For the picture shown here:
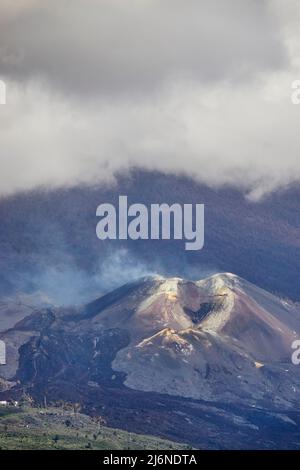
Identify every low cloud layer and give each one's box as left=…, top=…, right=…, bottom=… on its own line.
left=0, top=0, right=300, bottom=197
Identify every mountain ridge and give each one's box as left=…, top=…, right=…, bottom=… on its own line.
left=0, top=171, right=300, bottom=303
left=1, top=272, right=299, bottom=404
left=1, top=271, right=300, bottom=448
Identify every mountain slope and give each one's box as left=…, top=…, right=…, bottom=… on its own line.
left=1, top=273, right=299, bottom=404
left=96, top=274, right=300, bottom=404
left=0, top=406, right=188, bottom=450
left=1, top=273, right=300, bottom=448
left=0, top=171, right=300, bottom=303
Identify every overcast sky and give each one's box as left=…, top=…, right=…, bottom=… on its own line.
left=0, top=0, right=300, bottom=198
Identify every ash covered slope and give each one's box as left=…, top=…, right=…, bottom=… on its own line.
left=0, top=273, right=300, bottom=409
left=89, top=273, right=300, bottom=405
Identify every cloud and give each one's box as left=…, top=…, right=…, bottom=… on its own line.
left=0, top=0, right=287, bottom=95
left=0, top=1, right=300, bottom=197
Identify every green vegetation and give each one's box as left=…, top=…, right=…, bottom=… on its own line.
left=0, top=406, right=188, bottom=450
